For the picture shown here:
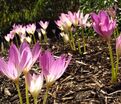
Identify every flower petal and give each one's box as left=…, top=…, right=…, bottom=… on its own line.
left=20, top=41, right=30, bottom=54
left=39, top=50, right=54, bottom=76
left=32, top=42, right=41, bottom=62
left=9, top=44, right=20, bottom=66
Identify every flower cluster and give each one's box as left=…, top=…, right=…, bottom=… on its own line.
left=55, top=10, right=90, bottom=31
left=5, top=21, right=49, bottom=43
left=0, top=41, right=71, bottom=103
left=55, top=11, right=90, bottom=53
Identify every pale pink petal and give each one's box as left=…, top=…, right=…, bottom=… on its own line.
left=0, top=58, right=8, bottom=74
left=39, top=50, right=54, bottom=76
left=32, top=42, right=41, bottom=64
left=9, top=44, right=20, bottom=66
left=26, top=73, right=43, bottom=97
left=20, top=47, right=32, bottom=71
left=20, top=41, right=30, bottom=54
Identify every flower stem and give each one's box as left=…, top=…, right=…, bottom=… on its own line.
left=43, top=33, right=48, bottom=44
left=38, top=32, right=42, bottom=43
left=15, top=80, right=23, bottom=104
left=33, top=34, right=36, bottom=44
left=115, top=52, right=119, bottom=81
left=33, top=96, right=38, bottom=104
left=69, top=31, right=76, bottom=51
left=43, top=86, right=49, bottom=104
left=82, top=29, right=86, bottom=52
left=25, top=74, right=30, bottom=104
left=75, top=32, right=82, bottom=54
left=114, top=27, right=119, bottom=39
left=107, top=41, right=116, bottom=82
left=68, top=33, right=74, bottom=50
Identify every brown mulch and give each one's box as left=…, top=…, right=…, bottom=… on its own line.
left=1, top=36, right=121, bottom=104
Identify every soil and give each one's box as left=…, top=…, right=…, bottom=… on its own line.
left=0, top=36, right=121, bottom=104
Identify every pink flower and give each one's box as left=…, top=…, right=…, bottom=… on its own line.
left=67, top=11, right=80, bottom=26
left=79, top=12, right=90, bottom=28
left=67, top=10, right=90, bottom=28
left=21, top=41, right=41, bottom=74
left=0, top=43, right=31, bottom=81
left=116, top=34, right=121, bottom=56
left=91, top=10, right=116, bottom=40
left=26, top=24, right=36, bottom=34
left=39, top=50, right=71, bottom=86
left=26, top=73, right=43, bottom=97
left=55, top=13, right=72, bottom=31
left=39, top=21, right=49, bottom=30
left=13, top=24, right=26, bottom=35
left=4, top=30, right=15, bottom=42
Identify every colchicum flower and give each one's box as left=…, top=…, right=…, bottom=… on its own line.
left=67, top=11, right=80, bottom=27
left=12, top=24, right=26, bottom=35
left=39, top=50, right=71, bottom=87
left=39, top=21, right=49, bottom=30
left=26, top=24, right=36, bottom=35
left=26, top=73, right=43, bottom=97
left=91, top=10, right=116, bottom=40
left=4, top=30, right=15, bottom=42
left=78, top=12, right=90, bottom=28
left=55, top=13, right=72, bottom=31
left=21, top=41, right=41, bottom=74
left=0, top=43, right=31, bottom=81
left=4, top=24, right=32, bottom=43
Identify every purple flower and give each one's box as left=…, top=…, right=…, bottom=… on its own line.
left=39, top=50, right=71, bottom=87
left=91, top=10, right=116, bottom=40
left=26, top=72, right=43, bottom=97
left=0, top=43, right=31, bottom=81
left=21, top=41, right=41, bottom=74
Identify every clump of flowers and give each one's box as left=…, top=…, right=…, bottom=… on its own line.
left=0, top=40, right=71, bottom=104
left=5, top=24, right=34, bottom=44
left=56, top=10, right=90, bottom=54
left=4, top=20, right=50, bottom=46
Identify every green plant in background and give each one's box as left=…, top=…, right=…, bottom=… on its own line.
left=0, top=0, right=79, bottom=36
left=79, top=0, right=115, bottom=13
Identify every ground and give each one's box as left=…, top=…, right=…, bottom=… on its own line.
left=0, top=36, right=121, bottom=104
